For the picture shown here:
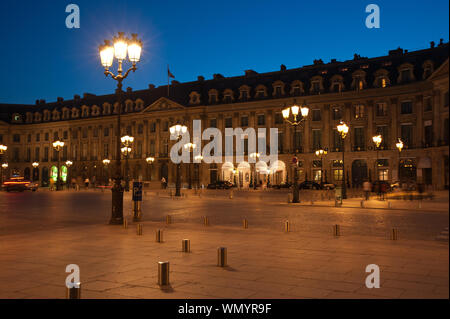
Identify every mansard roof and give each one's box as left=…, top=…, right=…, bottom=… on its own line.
left=1, top=42, right=448, bottom=124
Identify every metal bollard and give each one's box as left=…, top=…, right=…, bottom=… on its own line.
left=391, top=228, right=398, bottom=240
left=243, top=219, right=248, bottom=229
left=217, top=247, right=227, bottom=267
left=66, top=284, right=81, bottom=299
left=333, top=224, right=340, bottom=237
left=387, top=201, right=392, bottom=209
left=182, top=239, right=190, bottom=252
left=311, top=199, right=314, bottom=205
left=137, top=223, right=143, bottom=235
left=166, top=215, right=172, bottom=225
left=156, top=229, right=163, bottom=243
left=158, top=262, right=170, bottom=286
left=418, top=201, right=422, bottom=209
left=229, top=190, right=233, bottom=199
left=123, top=217, right=128, bottom=229
left=203, top=216, right=209, bottom=226
left=284, top=220, right=290, bottom=233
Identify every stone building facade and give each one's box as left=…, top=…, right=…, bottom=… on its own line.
left=0, top=42, right=448, bottom=189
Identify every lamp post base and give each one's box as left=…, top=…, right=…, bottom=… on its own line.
left=110, top=181, right=124, bottom=225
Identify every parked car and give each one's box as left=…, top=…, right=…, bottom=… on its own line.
left=298, top=181, right=321, bottom=190
left=322, top=183, right=336, bottom=190
left=206, top=181, right=233, bottom=189
left=273, top=182, right=292, bottom=189
left=371, top=180, right=392, bottom=193
left=2, top=177, right=39, bottom=192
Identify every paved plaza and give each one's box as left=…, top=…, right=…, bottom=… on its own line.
left=0, top=189, right=448, bottom=299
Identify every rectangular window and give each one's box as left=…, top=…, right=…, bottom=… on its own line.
left=312, top=81, right=320, bottom=93
left=424, top=97, right=433, bottom=112
left=401, top=124, right=413, bottom=148
left=62, top=145, right=68, bottom=161
left=34, top=147, right=40, bottom=161
left=45, top=132, right=49, bottom=141
left=294, top=131, right=302, bottom=153
left=241, top=91, right=248, bottom=100
left=312, top=109, right=321, bottom=121
left=333, top=129, right=342, bottom=151
left=63, top=131, right=68, bottom=139
left=104, top=127, right=109, bottom=137
left=292, top=86, right=301, bottom=96
left=82, top=143, right=88, bottom=160
left=126, top=126, right=132, bottom=135
left=378, top=169, right=389, bottom=181
left=137, top=124, right=143, bottom=134
left=72, top=130, right=77, bottom=139
left=91, top=143, right=98, bottom=160
left=354, top=127, right=365, bottom=150
left=13, top=134, right=20, bottom=143
left=163, top=122, right=168, bottom=131
left=275, top=86, right=282, bottom=96
left=136, top=141, right=142, bottom=158
left=43, top=147, right=49, bottom=162
left=401, top=101, right=413, bottom=114
left=149, top=140, right=155, bottom=155
left=424, top=124, right=433, bottom=147
left=444, top=118, right=449, bottom=145
left=26, top=148, right=31, bottom=162
left=53, top=132, right=59, bottom=141
left=225, top=117, right=233, bottom=128
left=240, top=116, right=248, bottom=127
left=12, top=148, right=20, bottom=162
left=376, top=125, right=389, bottom=149
left=209, top=118, right=217, bottom=128
left=93, top=127, right=98, bottom=138
left=376, top=103, right=388, bottom=117
left=103, top=143, right=109, bottom=158
left=36, top=133, right=40, bottom=142
left=150, top=122, right=156, bottom=132
left=27, top=134, right=31, bottom=143
left=82, top=128, right=88, bottom=138
left=224, top=95, right=232, bottom=103
left=312, top=129, right=321, bottom=150
left=210, top=94, right=217, bottom=104
left=277, top=132, right=284, bottom=153
left=401, top=69, right=411, bottom=82
left=444, top=91, right=449, bottom=107
left=275, top=113, right=283, bottom=124
left=257, top=114, right=265, bottom=126
left=243, top=138, right=248, bottom=155
left=354, top=105, right=364, bottom=119
left=332, top=108, right=342, bottom=120
left=72, top=145, right=78, bottom=160
left=333, top=169, right=343, bottom=181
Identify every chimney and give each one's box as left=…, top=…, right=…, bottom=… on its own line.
left=148, top=84, right=155, bottom=90
left=388, top=47, right=403, bottom=56
left=171, top=80, right=180, bottom=85
left=330, top=59, right=337, bottom=63
left=430, top=41, right=435, bottom=48
left=245, top=69, right=258, bottom=76
left=74, top=94, right=80, bottom=100
left=126, top=87, right=132, bottom=93
left=35, top=100, right=39, bottom=105
left=213, top=73, right=224, bottom=80
left=57, top=97, right=64, bottom=102
left=197, top=75, right=205, bottom=81
left=280, top=64, right=286, bottom=71
left=39, top=99, right=46, bottom=105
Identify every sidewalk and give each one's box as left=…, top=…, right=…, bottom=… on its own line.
left=0, top=219, right=447, bottom=299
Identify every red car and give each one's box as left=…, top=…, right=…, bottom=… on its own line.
left=2, top=177, right=39, bottom=192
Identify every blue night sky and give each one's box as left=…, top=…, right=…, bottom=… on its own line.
left=0, top=0, right=448, bottom=104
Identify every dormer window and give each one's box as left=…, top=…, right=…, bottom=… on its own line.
left=62, top=108, right=69, bottom=120
left=91, top=105, right=100, bottom=116
left=223, top=89, right=234, bottom=103
left=272, top=81, right=285, bottom=97
left=208, top=89, right=218, bottom=104
left=330, top=75, right=344, bottom=93
left=52, top=110, right=60, bottom=121
left=43, top=110, right=51, bottom=121
left=351, top=70, right=367, bottom=90
left=422, top=61, right=434, bottom=79
left=71, top=108, right=79, bottom=119
left=124, top=100, right=134, bottom=112
left=103, top=103, right=111, bottom=115
left=135, top=99, right=144, bottom=111
left=309, top=76, right=323, bottom=94
left=81, top=106, right=90, bottom=117
left=189, top=91, right=201, bottom=105
left=26, top=112, right=33, bottom=123
left=354, top=104, right=365, bottom=119
left=34, top=112, right=42, bottom=122
left=255, top=85, right=267, bottom=99
left=290, top=80, right=304, bottom=96
left=397, top=63, right=415, bottom=83
left=12, top=113, right=22, bottom=123
left=239, top=86, right=250, bottom=101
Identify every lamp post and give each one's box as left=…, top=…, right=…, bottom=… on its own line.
left=314, top=149, right=327, bottom=186
left=0, top=144, right=7, bottom=155
left=146, top=156, right=155, bottom=181
left=194, top=155, right=203, bottom=189
left=282, top=101, right=309, bottom=203
left=103, top=159, right=110, bottom=185
left=372, top=135, right=382, bottom=181
left=52, top=140, right=65, bottom=191
left=65, top=160, right=73, bottom=189
left=337, top=121, right=349, bottom=199
left=1, top=162, right=8, bottom=186
left=184, top=142, right=196, bottom=189
left=396, top=138, right=404, bottom=182
left=170, top=124, right=187, bottom=196
left=32, top=161, right=39, bottom=182
left=121, top=135, right=134, bottom=191
left=99, top=32, right=142, bottom=225
left=249, top=152, right=261, bottom=190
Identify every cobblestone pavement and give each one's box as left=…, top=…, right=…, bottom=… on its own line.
left=0, top=190, right=448, bottom=298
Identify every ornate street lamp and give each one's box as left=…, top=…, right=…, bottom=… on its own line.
left=121, top=135, right=134, bottom=191
left=32, top=162, right=39, bottom=182
left=65, top=160, right=73, bottom=189
left=52, top=140, right=65, bottom=190
left=184, top=142, right=196, bottom=189
left=337, top=121, right=349, bottom=199
left=194, top=154, right=203, bottom=188
left=282, top=101, right=309, bottom=203
left=396, top=138, right=404, bottom=182
left=249, top=152, right=261, bottom=190
left=315, top=149, right=327, bottom=186
left=170, top=124, right=187, bottom=196
left=0, top=144, right=7, bottom=154
left=372, top=135, right=383, bottom=181
left=1, top=162, right=8, bottom=186
left=102, top=159, right=110, bottom=185
left=99, top=32, right=142, bottom=225
left=146, top=156, right=155, bottom=181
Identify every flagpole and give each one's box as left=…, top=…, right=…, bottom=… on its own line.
left=167, top=65, right=170, bottom=97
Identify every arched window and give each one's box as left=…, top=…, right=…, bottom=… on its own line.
left=135, top=99, right=144, bottom=111
left=81, top=105, right=90, bottom=117
left=397, top=63, right=415, bottom=83
left=222, top=89, right=234, bottom=103
left=329, top=75, right=345, bottom=93
left=254, top=85, right=267, bottom=99
left=272, top=80, right=285, bottom=97
left=373, top=69, right=390, bottom=88
left=290, top=80, right=304, bottom=96
left=43, top=110, right=51, bottom=121
left=71, top=108, right=79, bottom=119
left=52, top=109, right=60, bottom=121
left=238, top=85, right=250, bottom=101
left=103, top=103, right=111, bottom=115
left=208, top=89, right=218, bottom=104
left=310, top=76, right=324, bottom=94
left=351, top=70, right=367, bottom=90
left=189, top=91, right=201, bottom=105
left=34, top=112, right=42, bottom=122
left=422, top=60, right=434, bottom=79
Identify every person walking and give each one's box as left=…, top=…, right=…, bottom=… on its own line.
left=363, top=180, right=371, bottom=200
left=84, top=177, right=90, bottom=189
left=380, top=182, right=387, bottom=201
left=161, top=177, right=167, bottom=189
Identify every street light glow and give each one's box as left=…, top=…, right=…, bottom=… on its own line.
left=99, top=40, right=114, bottom=68
left=396, top=138, right=404, bottom=152
left=32, top=162, right=39, bottom=168
left=372, top=135, right=382, bottom=148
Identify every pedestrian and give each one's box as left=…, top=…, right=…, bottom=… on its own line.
left=380, top=182, right=387, bottom=201
left=363, top=180, right=371, bottom=200
left=161, top=177, right=166, bottom=189
left=84, top=177, right=90, bottom=189
left=49, top=177, right=55, bottom=191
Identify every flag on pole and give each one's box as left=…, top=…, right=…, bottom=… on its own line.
left=167, top=65, right=175, bottom=97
